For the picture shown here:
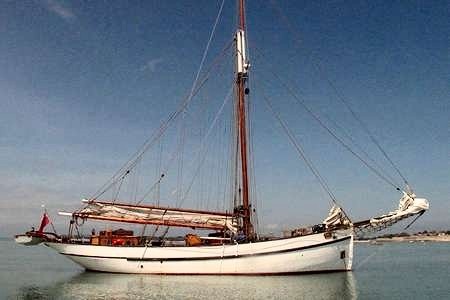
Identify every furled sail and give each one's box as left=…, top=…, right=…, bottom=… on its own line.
left=322, top=205, right=352, bottom=228
left=59, top=200, right=238, bottom=232
left=354, top=192, right=429, bottom=234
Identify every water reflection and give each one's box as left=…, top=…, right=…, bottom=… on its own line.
left=17, top=271, right=357, bottom=299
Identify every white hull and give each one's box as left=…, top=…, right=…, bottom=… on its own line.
left=46, top=231, right=353, bottom=275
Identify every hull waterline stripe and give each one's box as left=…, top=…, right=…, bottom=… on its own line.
left=58, top=235, right=351, bottom=262
left=84, top=269, right=351, bottom=276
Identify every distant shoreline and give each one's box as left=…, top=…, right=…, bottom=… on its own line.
left=356, top=235, right=450, bottom=243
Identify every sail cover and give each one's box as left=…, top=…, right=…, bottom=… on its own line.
left=323, top=205, right=351, bottom=227
left=61, top=200, right=238, bottom=232
left=354, top=192, right=429, bottom=233
left=369, top=192, right=429, bottom=225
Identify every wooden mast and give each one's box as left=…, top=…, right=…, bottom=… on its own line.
left=236, top=0, right=253, bottom=239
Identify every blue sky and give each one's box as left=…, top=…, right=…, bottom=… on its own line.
left=1, top=0, right=449, bottom=236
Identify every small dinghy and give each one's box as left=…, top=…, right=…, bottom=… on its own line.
left=14, top=233, right=46, bottom=246
left=15, top=212, right=59, bottom=246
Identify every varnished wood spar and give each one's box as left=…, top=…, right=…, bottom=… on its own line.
left=83, top=199, right=233, bottom=217
left=237, top=77, right=252, bottom=237
left=239, top=0, right=245, bottom=30
left=236, top=0, right=253, bottom=239
left=71, top=213, right=229, bottom=230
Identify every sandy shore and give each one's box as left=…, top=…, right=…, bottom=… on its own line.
left=356, top=235, right=450, bottom=243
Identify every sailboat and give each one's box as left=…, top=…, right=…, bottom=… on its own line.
left=17, top=0, right=429, bottom=275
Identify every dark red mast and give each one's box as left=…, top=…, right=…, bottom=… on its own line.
left=235, top=0, right=253, bottom=239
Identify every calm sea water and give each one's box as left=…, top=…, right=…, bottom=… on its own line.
left=0, top=239, right=449, bottom=299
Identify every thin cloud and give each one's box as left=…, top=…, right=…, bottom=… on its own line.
left=140, top=58, right=164, bottom=73
left=42, top=0, right=75, bottom=22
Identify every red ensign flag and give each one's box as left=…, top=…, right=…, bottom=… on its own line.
left=37, top=213, right=50, bottom=233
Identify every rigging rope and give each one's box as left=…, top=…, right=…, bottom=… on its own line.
left=325, top=116, right=401, bottom=188
left=268, top=0, right=410, bottom=190
left=316, top=60, right=411, bottom=189
left=245, top=76, right=261, bottom=234
left=178, top=84, right=234, bottom=207
left=89, top=41, right=234, bottom=202
left=136, top=173, right=165, bottom=205
left=173, top=0, right=226, bottom=205
left=176, top=114, right=186, bottom=204
left=259, top=80, right=353, bottom=222
left=156, top=139, right=163, bottom=205
left=89, top=1, right=228, bottom=202
left=188, top=0, right=225, bottom=102
left=260, top=88, right=338, bottom=204
left=253, top=47, right=402, bottom=192
left=135, top=50, right=234, bottom=206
